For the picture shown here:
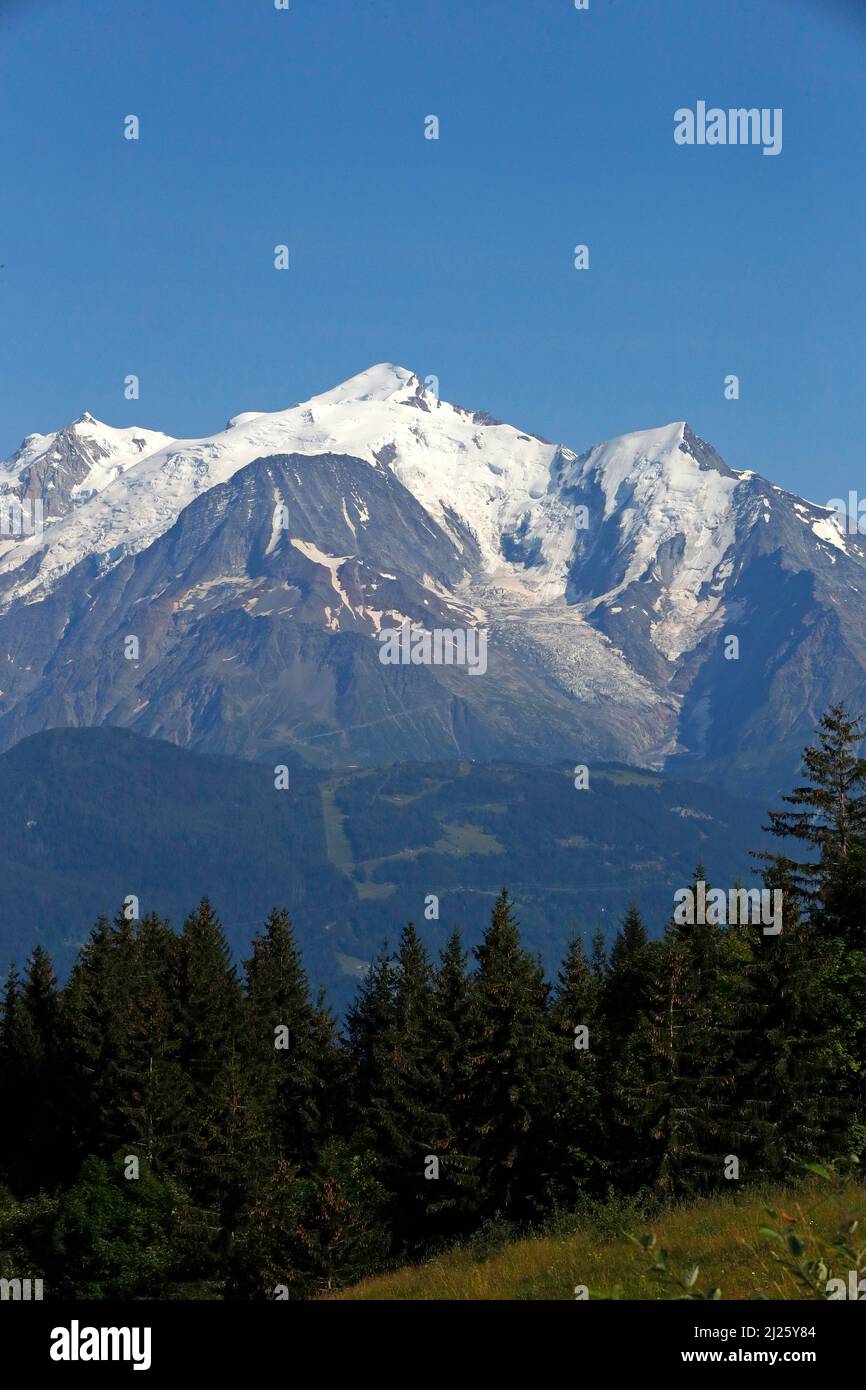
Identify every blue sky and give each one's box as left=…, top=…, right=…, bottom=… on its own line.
left=0, top=0, right=863, bottom=503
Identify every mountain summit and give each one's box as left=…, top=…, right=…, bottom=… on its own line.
left=0, top=366, right=859, bottom=792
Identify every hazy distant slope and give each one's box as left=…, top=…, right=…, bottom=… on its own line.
left=0, top=727, right=769, bottom=1007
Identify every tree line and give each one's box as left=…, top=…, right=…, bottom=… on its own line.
left=1, top=705, right=865, bottom=1298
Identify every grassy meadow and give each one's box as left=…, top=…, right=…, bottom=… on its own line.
left=326, top=1181, right=866, bottom=1301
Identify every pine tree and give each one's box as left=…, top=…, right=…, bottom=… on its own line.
left=466, top=890, right=557, bottom=1222
left=756, top=707, right=866, bottom=1161
left=599, top=905, right=655, bottom=1192
left=63, top=911, right=188, bottom=1175
left=243, top=908, right=336, bottom=1170
left=116, top=914, right=187, bottom=1173
left=548, top=933, right=603, bottom=1204
left=347, top=925, right=445, bottom=1250
left=426, top=930, right=478, bottom=1236
left=175, top=899, right=245, bottom=1197
left=590, top=927, right=608, bottom=987
left=605, top=906, right=652, bottom=1029
left=345, top=940, right=395, bottom=1126
left=634, top=928, right=695, bottom=1198
left=63, top=916, right=130, bottom=1163
left=635, top=871, right=741, bottom=1198
left=735, top=864, right=843, bottom=1176
left=0, top=964, right=26, bottom=1189
left=756, top=704, right=866, bottom=908
left=195, top=1044, right=264, bottom=1274
left=8, top=947, right=66, bottom=1190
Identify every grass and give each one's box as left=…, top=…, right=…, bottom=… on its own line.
left=325, top=1182, right=866, bottom=1300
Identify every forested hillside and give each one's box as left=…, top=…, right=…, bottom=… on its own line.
left=1, top=707, right=864, bottom=1299
left=0, top=726, right=768, bottom=1007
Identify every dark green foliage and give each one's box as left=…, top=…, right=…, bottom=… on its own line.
left=0, top=964, right=26, bottom=1188
left=62, top=913, right=188, bottom=1175
left=175, top=900, right=245, bottom=1186
left=0, top=1156, right=200, bottom=1299
left=548, top=933, right=603, bottom=1203
left=48, top=1156, right=191, bottom=1299
left=757, top=703, right=866, bottom=905
left=735, top=873, right=842, bottom=1176
left=598, top=906, right=656, bottom=1192
left=426, top=931, right=479, bottom=1236
left=62, top=917, right=126, bottom=1163
left=345, top=926, right=447, bottom=1249
left=605, top=906, right=652, bottom=1032
left=757, top=705, right=866, bottom=1159
left=243, top=908, right=336, bottom=1171
left=0, top=704, right=864, bottom=1296
left=465, top=890, right=558, bottom=1221
left=634, top=871, right=744, bottom=1199
left=345, top=941, right=396, bottom=1125
left=231, top=1143, right=390, bottom=1299
left=0, top=947, right=65, bottom=1190
left=112, top=914, right=188, bottom=1173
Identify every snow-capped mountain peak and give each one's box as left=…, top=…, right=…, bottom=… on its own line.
left=0, top=366, right=863, bottom=796
left=306, top=361, right=424, bottom=406
left=0, top=413, right=173, bottom=541
left=0, top=365, right=560, bottom=603
left=0, top=367, right=851, bottom=646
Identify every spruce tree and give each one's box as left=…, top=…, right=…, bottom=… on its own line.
left=64, top=911, right=188, bottom=1175
left=756, top=707, right=866, bottom=1160
left=345, top=940, right=395, bottom=1128
left=634, top=927, right=695, bottom=1198
left=63, top=916, right=126, bottom=1163
left=347, top=925, right=445, bottom=1250
left=599, top=905, right=655, bottom=1192
left=756, top=704, right=866, bottom=907
left=635, top=871, right=741, bottom=1198
left=548, top=934, right=602, bottom=1203
left=176, top=899, right=245, bottom=1197
left=116, top=914, right=187, bottom=1173
left=605, top=906, right=652, bottom=1029
left=426, top=930, right=478, bottom=1236
left=466, top=890, right=556, bottom=1222
left=590, top=927, right=608, bottom=987
left=243, top=908, right=336, bottom=1170
left=195, top=1044, right=264, bottom=1275
left=0, top=964, right=27, bottom=1189
left=735, top=864, right=842, bottom=1176
left=12, top=947, right=66, bottom=1190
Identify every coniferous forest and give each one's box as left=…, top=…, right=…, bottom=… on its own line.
left=2, top=706, right=865, bottom=1300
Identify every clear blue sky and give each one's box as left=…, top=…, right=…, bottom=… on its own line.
left=1, top=0, right=864, bottom=503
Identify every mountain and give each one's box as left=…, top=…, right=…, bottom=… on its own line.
left=0, top=412, right=170, bottom=530
left=0, top=727, right=769, bottom=1009
left=0, top=364, right=862, bottom=793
